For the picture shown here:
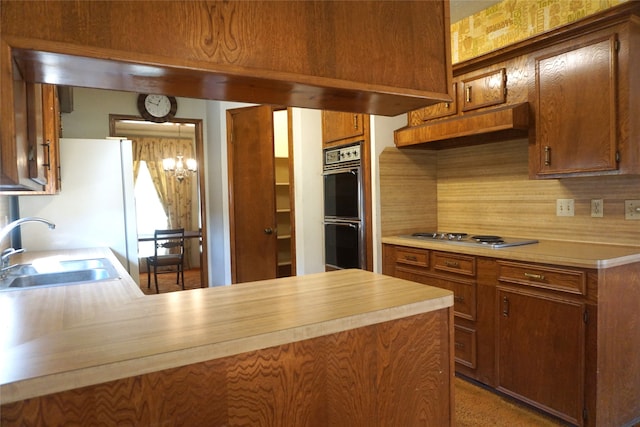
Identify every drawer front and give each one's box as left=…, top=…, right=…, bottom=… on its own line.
left=461, top=68, right=507, bottom=112
left=497, top=261, right=587, bottom=295
left=432, top=251, right=476, bottom=277
left=427, top=275, right=476, bottom=321
left=408, top=82, right=458, bottom=125
left=454, top=325, right=477, bottom=369
left=395, top=247, right=429, bottom=269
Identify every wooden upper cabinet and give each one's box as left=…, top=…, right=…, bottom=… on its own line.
left=0, top=72, right=59, bottom=193
left=0, top=1, right=452, bottom=117
left=322, top=111, right=365, bottom=147
left=531, top=34, right=618, bottom=177
left=461, top=68, right=507, bottom=112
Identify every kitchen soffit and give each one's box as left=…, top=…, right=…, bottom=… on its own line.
left=12, top=48, right=450, bottom=117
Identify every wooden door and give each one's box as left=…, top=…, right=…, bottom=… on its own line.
left=227, top=105, right=278, bottom=283
left=497, top=288, right=585, bottom=425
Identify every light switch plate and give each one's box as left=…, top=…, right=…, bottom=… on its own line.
left=591, top=199, right=603, bottom=217
left=625, top=200, right=640, bottom=220
left=557, top=199, right=574, bottom=217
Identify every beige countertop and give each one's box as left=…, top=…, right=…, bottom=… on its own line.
left=382, top=236, right=640, bottom=269
left=0, top=248, right=452, bottom=405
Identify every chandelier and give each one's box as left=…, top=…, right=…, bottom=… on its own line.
left=162, top=154, right=197, bottom=182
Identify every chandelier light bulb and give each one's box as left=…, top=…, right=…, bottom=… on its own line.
left=163, top=153, right=197, bottom=182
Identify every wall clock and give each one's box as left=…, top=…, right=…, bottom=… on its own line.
left=137, top=94, right=177, bottom=123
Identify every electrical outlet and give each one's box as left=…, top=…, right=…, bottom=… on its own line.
left=625, top=200, right=640, bottom=220
left=556, top=199, right=575, bottom=217
left=591, top=199, right=603, bottom=217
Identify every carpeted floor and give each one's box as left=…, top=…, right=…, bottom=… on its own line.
left=138, top=268, right=203, bottom=295
left=455, top=376, right=567, bottom=426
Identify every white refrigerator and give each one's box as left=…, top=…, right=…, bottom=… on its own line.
left=19, top=138, right=139, bottom=284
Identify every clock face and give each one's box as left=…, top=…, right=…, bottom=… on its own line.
left=144, top=94, right=172, bottom=117
left=138, top=94, right=177, bottom=122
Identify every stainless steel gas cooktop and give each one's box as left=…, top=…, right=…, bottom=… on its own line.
left=401, top=232, right=538, bottom=248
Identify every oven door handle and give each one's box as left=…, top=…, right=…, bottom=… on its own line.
left=322, top=167, right=359, bottom=176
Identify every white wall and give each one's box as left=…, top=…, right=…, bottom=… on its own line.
left=370, top=114, right=407, bottom=272
left=291, top=108, right=325, bottom=275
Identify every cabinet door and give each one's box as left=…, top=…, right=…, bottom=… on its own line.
left=497, top=288, right=585, bottom=425
left=533, top=34, right=618, bottom=177
left=42, top=85, right=61, bottom=194
left=322, top=111, right=365, bottom=147
left=408, top=82, right=458, bottom=125
left=461, top=68, right=506, bottom=112
left=26, top=83, right=48, bottom=185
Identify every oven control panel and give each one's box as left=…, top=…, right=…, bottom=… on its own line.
left=325, top=143, right=361, bottom=166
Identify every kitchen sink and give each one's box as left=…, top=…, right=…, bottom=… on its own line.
left=0, top=258, right=120, bottom=291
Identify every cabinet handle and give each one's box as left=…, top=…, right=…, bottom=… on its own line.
left=502, top=296, right=509, bottom=317
left=465, top=86, right=472, bottom=103
left=445, top=260, right=459, bottom=268
left=544, top=146, right=551, bottom=166
left=455, top=342, right=464, bottom=349
left=404, top=255, right=418, bottom=261
left=42, top=140, right=51, bottom=170
left=524, top=272, right=545, bottom=281
left=353, top=114, right=358, bottom=130
left=454, top=295, right=465, bottom=303
left=445, top=102, right=451, bottom=109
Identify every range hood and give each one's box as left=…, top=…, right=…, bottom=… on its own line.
left=394, top=102, right=530, bottom=149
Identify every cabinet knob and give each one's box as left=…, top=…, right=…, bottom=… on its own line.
left=264, top=228, right=274, bottom=235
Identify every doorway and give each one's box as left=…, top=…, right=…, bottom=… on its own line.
left=227, top=105, right=296, bottom=283
left=109, top=114, right=209, bottom=288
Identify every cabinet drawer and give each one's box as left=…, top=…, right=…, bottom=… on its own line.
left=432, top=251, right=475, bottom=277
left=428, top=275, right=476, bottom=320
left=497, top=261, right=586, bottom=295
left=408, top=82, right=458, bottom=125
left=454, top=325, right=477, bottom=369
left=461, top=68, right=506, bottom=112
left=395, top=247, right=429, bottom=268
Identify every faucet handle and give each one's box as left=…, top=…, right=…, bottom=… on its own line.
left=1, top=248, right=25, bottom=268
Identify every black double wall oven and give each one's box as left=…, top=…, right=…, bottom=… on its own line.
left=323, top=142, right=365, bottom=270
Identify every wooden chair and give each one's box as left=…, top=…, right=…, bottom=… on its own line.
left=146, top=228, right=185, bottom=293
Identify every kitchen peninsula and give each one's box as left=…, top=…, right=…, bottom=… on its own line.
left=0, top=248, right=454, bottom=426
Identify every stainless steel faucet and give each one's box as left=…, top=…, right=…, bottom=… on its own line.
left=0, top=217, right=56, bottom=274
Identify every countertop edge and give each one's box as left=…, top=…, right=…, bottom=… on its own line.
left=381, top=236, right=640, bottom=269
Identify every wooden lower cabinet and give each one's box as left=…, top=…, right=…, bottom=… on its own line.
left=1, top=310, right=453, bottom=426
left=382, top=243, right=640, bottom=427
left=496, top=287, right=585, bottom=425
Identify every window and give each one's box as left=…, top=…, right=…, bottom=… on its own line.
left=135, top=161, right=168, bottom=257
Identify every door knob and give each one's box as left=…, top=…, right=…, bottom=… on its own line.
left=264, top=228, right=274, bottom=235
